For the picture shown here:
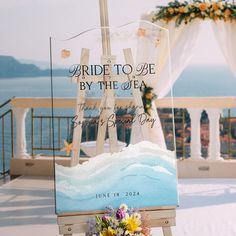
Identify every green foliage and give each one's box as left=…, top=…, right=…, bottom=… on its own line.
left=141, top=86, right=157, bottom=116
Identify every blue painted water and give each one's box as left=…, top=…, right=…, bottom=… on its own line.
left=55, top=141, right=178, bottom=213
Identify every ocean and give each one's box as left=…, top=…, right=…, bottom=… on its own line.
left=0, top=64, right=236, bottom=173
left=1, top=64, right=236, bottom=102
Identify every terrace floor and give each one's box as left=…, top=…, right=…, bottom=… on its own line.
left=0, top=176, right=236, bottom=236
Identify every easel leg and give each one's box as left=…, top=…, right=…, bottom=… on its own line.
left=162, top=226, right=172, bottom=236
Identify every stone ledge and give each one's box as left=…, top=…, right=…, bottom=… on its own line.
left=10, top=157, right=89, bottom=176
left=10, top=157, right=236, bottom=178
left=177, top=159, right=236, bottom=178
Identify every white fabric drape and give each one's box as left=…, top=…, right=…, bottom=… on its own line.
left=211, top=21, right=236, bottom=77
left=130, top=15, right=201, bottom=147
left=130, top=20, right=168, bottom=147
left=154, top=19, right=201, bottom=98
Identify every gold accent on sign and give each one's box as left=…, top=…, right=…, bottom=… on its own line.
left=61, top=49, right=70, bottom=59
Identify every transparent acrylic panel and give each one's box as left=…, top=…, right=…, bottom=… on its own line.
left=50, top=21, right=178, bottom=214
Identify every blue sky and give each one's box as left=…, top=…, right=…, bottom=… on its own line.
left=0, top=0, right=226, bottom=65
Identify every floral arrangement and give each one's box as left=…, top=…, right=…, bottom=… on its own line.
left=152, top=0, right=236, bottom=27
left=141, top=86, right=157, bottom=116
left=87, top=204, right=151, bottom=236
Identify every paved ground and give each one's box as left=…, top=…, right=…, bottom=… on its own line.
left=0, top=176, right=236, bottom=236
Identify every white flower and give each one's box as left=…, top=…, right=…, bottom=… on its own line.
left=190, top=12, right=195, bottom=18
left=215, top=9, right=222, bottom=16
left=121, top=213, right=129, bottom=223
left=117, top=228, right=124, bottom=236
left=184, top=6, right=189, bottom=13
left=114, top=219, right=119, bottom=226
left=133, top=212, right=141, bottom=220
left=120, top=204, right=128, bottom=211
left=218, top=2, right=224, bottom=9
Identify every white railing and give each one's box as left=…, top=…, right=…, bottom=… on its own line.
left=10, top=96, right=236, bottom=161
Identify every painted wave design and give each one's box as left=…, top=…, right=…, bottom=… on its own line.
left=56, top=141, right=178, bottom=213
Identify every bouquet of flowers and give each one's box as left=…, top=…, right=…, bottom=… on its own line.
left=87, top=204, right=151, bottom=236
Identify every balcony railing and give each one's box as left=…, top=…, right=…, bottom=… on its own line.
left=1, top=96, right=236, bottom=177
left=0, top=98, right=14, bottom=177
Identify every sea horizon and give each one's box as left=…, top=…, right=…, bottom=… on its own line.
left=1, top=64, right=236, bottom=103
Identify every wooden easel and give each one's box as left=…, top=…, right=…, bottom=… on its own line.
left=58, top=207, right=176, bottom=236
left=57, top=0, right=176, bottom=235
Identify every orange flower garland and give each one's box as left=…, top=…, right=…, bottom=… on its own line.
left=152, top=1, right=236, bottom=27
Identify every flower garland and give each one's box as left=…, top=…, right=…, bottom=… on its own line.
left=87, top=204, right=151, bottom=236
left=152, top=0, right=236, bottom=27
left=141, top=86, right=157, bottom=116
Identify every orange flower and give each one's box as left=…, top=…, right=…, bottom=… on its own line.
left=168, top=7, right=174, bottom=14
left=179, top=6, right=185, bottom=13
left=61, top=49, right=70, bottom=59
left=212, top=3, right=219, bottom=11
left=199, top=3, right=208, bottom=11
left=224, top=8, right=231, bottom=18
left=213, top=15, right=219, bottom=21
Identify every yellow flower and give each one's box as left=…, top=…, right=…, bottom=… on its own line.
left=101, top=227, right=116, bottom=236
left=61, top=140, right=73, bottom=156
left=199, top=3, right=208, bottom=11
left=125, top=215, right=142, bottom=234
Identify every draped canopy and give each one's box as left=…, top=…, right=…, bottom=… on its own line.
left=131, top=14, right=236, bottom=148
